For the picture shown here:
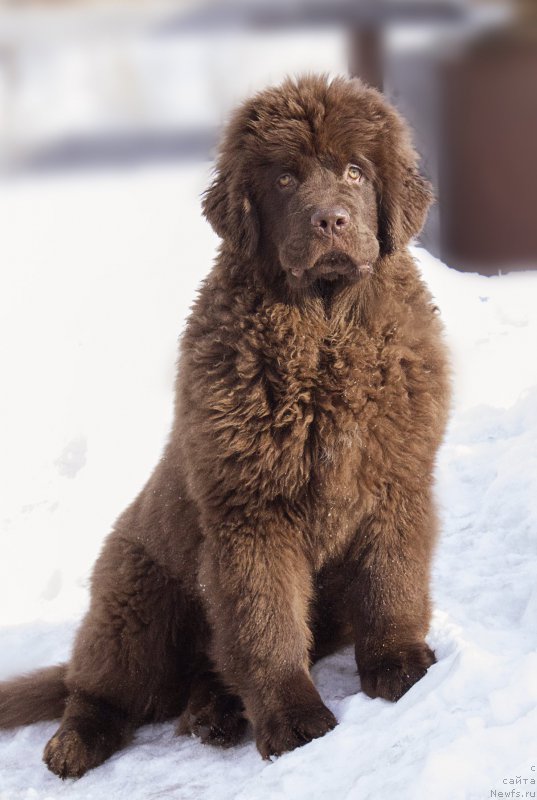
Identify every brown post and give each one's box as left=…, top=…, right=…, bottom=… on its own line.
left=349, top=26, right=384, bottom=91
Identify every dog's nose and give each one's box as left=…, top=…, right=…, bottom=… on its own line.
left=311, top=207, right=350, bottom=235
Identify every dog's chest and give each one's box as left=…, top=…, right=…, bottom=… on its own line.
left=251, top=307, right=407, bottom=503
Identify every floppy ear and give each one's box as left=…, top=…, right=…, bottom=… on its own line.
left=377, top=135, right=434, bottom=256
left=202, top=165, right=259, bottom=260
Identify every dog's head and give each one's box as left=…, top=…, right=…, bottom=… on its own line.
left=203, top=75, right=432, bottom=289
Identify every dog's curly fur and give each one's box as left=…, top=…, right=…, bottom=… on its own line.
left=0, top=75, right=450, bottom=777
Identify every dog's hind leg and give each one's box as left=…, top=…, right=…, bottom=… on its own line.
left=43, top=532, right=206, bottom=779
left=43, top=690, right=133, bottom=779
left=177, top=668, right=247, bottom=748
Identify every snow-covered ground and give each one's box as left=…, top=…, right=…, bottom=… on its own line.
left=0, top=164, right=536, bottom=800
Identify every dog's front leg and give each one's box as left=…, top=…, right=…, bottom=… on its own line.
left=352, top=485, right=437, bottom=701
left=199, top=512, right=336, bottom=758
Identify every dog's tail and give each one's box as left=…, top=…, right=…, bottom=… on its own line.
left=0, top=665, right=68, bottom=728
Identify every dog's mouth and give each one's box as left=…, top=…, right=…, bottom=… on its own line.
left=287, top=250, right=372, bottom=287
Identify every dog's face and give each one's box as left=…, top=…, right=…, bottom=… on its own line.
left=255, top=157, right=379, bottom=288
left=203, top=76, right=433, bottom=290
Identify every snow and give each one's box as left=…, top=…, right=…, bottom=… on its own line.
left=1, top=164, right=536, bottom=799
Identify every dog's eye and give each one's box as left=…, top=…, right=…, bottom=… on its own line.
left=277, top=173, right=294, bottom=189
left=347, top=165, right=363, bottom=183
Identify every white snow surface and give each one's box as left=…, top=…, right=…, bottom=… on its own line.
left=1, top=164, right=536, bottom=799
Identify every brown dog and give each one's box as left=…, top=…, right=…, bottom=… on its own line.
left=0, top=75, right=450, bottom=778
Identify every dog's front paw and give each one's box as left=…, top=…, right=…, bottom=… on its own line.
left=255, top=698, right=336, bottom=758
left=359, top=642, right=436, bottom=702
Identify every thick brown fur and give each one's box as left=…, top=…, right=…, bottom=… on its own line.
left=0, top=75, right=450, bottom=778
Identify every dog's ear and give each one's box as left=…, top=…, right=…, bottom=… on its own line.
left=376, top=124, right=433, bottom=256
left=202, top=165, right=259, bottom=260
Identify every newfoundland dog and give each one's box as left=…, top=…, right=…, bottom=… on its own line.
left=0, top=75, right=450, bottom=777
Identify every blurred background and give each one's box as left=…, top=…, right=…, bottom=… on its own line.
left=1, top=0, right=536, bottom=271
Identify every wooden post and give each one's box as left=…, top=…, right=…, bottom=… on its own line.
left=349, top=25, right=384, bottom=91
